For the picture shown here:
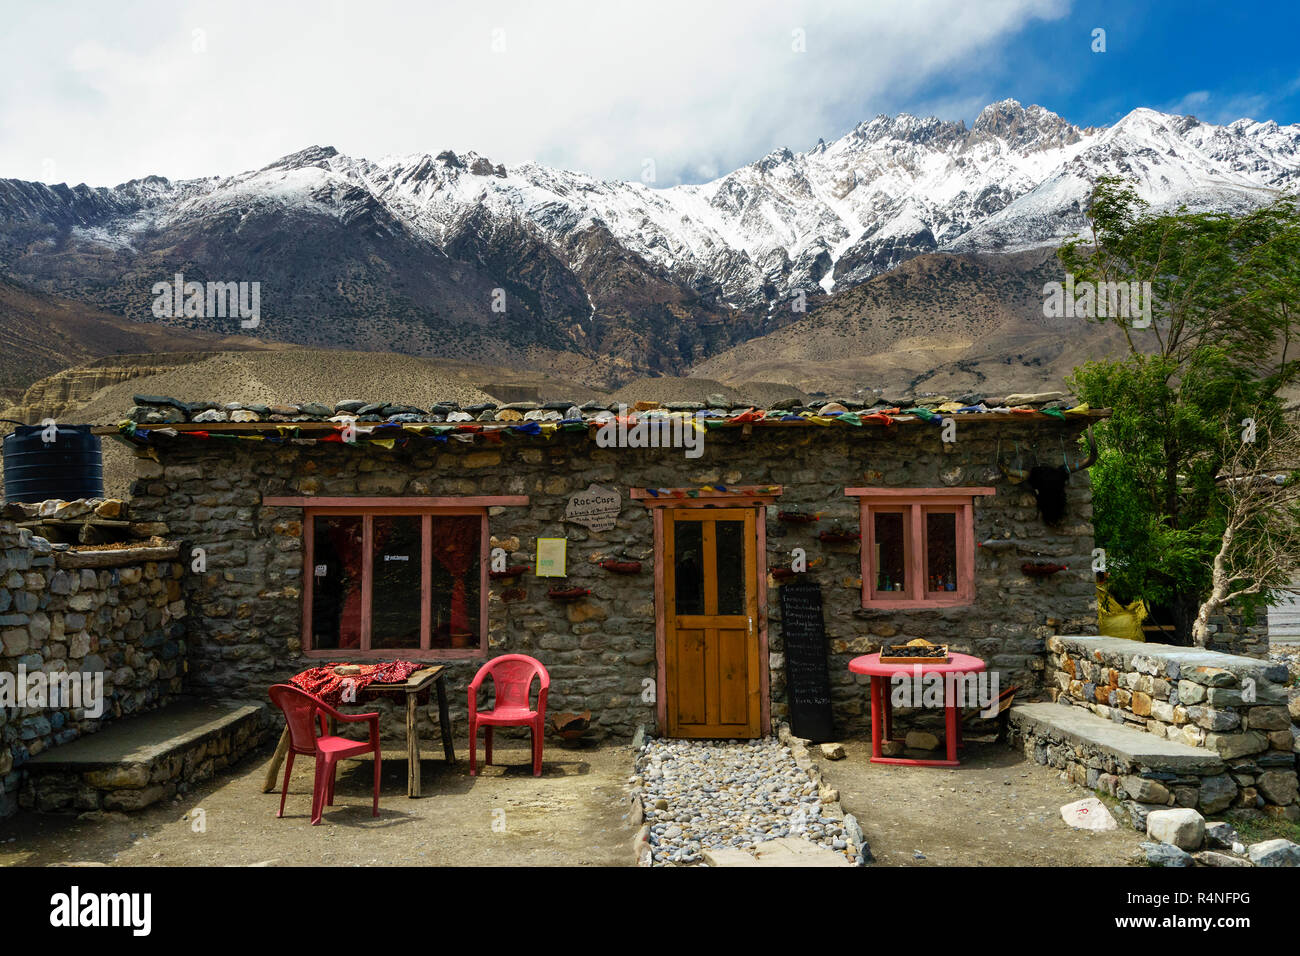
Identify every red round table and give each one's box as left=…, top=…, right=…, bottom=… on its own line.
left=848, top=652, right=986, bottom=767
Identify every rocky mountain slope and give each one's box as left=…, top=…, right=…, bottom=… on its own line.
left=693, top=247, right=1152, bottom=396
left=0, top=101, right=1295, bottom=381
left=0, top=276, right=263, bottom=402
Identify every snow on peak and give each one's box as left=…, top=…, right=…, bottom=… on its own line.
left=6, top=100, right=1297, bottom=312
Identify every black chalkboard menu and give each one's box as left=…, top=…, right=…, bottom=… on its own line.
left=779, top=579, right=835, bottom=742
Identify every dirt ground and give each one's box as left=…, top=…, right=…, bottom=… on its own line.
left=821, top=736, right=1145, bottom=866
left=0, top=740, right=635, bottom=867
left=0, top=733, right=1151, bottom=867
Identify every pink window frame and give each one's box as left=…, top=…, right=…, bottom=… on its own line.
left=845, top=488, right=994, bottom=609
left=280, top=498, right=526, bottom=660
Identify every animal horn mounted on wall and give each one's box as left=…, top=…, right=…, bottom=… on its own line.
left=1066, top=426, right=1098, bottom=473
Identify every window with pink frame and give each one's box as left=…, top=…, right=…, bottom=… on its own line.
left=846, top=488, right=994, bottom=609
left=303, top=507, right=488, bottom=658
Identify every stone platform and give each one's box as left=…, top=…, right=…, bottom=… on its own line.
left=20, top=698, right=272, bottom=813
left=1009, top=701, right=1248, bottom=816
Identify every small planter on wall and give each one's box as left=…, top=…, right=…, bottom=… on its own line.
left=818, top=528, right=860, bottom=544
left=778, top=510, right=820, bottom=524
left=490, top=565, right=530, bottom=581
left=547, top=586, right=591, bottom=602
left=599, top=559, right=642, bottom=574
left=1021, top=562, right=1068, bottom=578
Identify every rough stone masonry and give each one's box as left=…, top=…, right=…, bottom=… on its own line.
left=125, top=413, right=1102, bottom=745
left=0, top=521, right=185, bottom=815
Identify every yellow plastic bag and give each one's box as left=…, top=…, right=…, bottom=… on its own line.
left=1097, top=584, right=1147, bottom=641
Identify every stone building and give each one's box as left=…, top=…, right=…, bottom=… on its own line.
left=119, top=395, right=1106, bottom=742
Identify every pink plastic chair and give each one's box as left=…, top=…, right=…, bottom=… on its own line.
left=468, top=655, right=550, bottom=777
left=268, top=684, right=382, bottom=825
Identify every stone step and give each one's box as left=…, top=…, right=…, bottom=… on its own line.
left=702, top=836, right=855, bottom=867
left=21, top=698, right=271, bottom=813
left=1010, top=702, right=1226, bottom=776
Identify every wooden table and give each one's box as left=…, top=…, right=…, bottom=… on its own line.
left=847, top=652, right=986, bottom=767
left=263, top=665, right=456, bottom=798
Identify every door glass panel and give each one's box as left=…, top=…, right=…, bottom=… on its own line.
left=715, top=520, right=746, bottom=615
left=673, top=519, right=705, bottom=615
left=371, top=515, right=423, bottom=648
left=429, top=515, right=481, bottom=650
left=926, top=511, right=958, bottom=595
left=311, top=516, right=363, bottom=649
left=873, top=511, right=906, bottom=593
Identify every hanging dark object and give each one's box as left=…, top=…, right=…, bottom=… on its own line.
left=599, top=558, right=642, bottom=574
left=547, top=586, right=591, bottom=601
left=1021, top=562, right=1068, bottom=578
left=998, top=426, right=1097, bottom=525
left=817, top=528, right=860, bottom=544
left=778, top=510, right=820, bottom=524
left=771, top=566, right=798, bottom=580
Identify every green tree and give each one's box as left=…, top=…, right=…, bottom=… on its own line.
left=1061, top=178, right=1300, bottom=643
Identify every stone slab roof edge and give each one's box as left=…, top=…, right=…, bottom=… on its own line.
left=88, top=391, right=1109, bottom=431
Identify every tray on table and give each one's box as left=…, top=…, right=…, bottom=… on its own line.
left=878, top=641, right=950, bottom=665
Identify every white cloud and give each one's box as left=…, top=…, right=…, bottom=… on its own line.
left=0, top=0, right=1069, bottom=187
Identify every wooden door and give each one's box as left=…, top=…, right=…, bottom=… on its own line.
left=663, top=508, right=761, bottom=738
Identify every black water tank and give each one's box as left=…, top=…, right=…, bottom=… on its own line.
left=3, top=424, right=104, bottom=503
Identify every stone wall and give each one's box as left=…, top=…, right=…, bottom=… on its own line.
left=127, top=418, right=1099, bottom=743
left=0, top=524, right=186, bottom=816
left=1205, top=607, right=1271, bottom=659
left=1045, top=635, right=1299, bottom=810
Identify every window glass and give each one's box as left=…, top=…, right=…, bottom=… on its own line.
left=429, top=515, right=481, bottom=650
left=311, top=515, right=363, bottom=649
left=371, top=515, right=424, bottom=649
left=715, top=520, right=746, bottom=615
left=873, top=511, right=906, bottom=593
left=673, top=520, right=705, bottom=615
left=926, top=511, right=958, bottom=595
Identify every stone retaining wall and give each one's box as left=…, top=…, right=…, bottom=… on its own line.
left=127, top=419, right=1100, bottom=743
left=0, top=523, right=187, bottom=816
left=1045, top=635, right=1299, bottom=811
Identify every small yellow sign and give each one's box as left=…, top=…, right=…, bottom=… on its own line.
left=535, top=537, right=568, bottom=577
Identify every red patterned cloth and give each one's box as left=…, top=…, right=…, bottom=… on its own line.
left=289, top=660, right=424, bottom=707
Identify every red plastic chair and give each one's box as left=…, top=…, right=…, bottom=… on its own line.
left=468, top=655, right=549, bottom=777
left=268, top=684, right=382, bottom=825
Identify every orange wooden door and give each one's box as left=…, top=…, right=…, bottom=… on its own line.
left=663, top=508, right=761, bottom=738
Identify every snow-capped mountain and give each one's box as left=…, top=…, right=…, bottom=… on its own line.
left=0, top=100, right=1296, bottom=379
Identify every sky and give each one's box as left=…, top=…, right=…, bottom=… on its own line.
left=0, top=0, right=1297, bottom=188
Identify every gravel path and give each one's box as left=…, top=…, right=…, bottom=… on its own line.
left=635, top=738, right=854, bottom=866
left=1268, top=641, right=1300, bottom=684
